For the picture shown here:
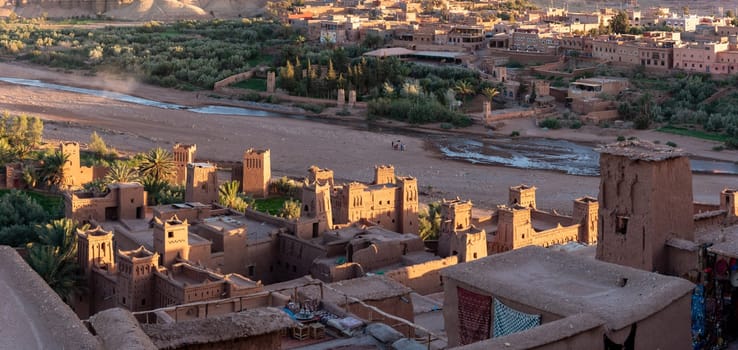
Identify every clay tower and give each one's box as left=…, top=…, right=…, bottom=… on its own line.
left=572, top=196, right=599, bottom=244
left=596, top=140, right=694, bottom=272
left=185, top=162, right=218, bottom=203
left=509, top=184, right=536, bottom=209
left=117, top=246, right=159, bottom=312
left=242, top=148, right=271, bottom=198
left=77, top=226, right=115, bottom=279
left=438, top=198, right=487, bottom=262
left=398, top=176, right=419, bottom=234
left=60, top=141, right=81, bottom=187
left=172, top=143, right=197, bottom=185
left=495, top=205, right=534, bottom=252
left=721, top=189, right=738, bottom=224
left=301, top=180, right=333, bottom=236
left=373, top=165, right=396, bottom=185
left=152, top=216, right=190, bottom=268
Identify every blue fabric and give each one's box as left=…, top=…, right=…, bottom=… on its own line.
left=282, top=307, right=297, bottom=320
left=493, top=299, right=541, bottom=338
left=691, top=285, right=705, bottom=349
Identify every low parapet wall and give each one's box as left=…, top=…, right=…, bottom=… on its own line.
left=0, top=246, right=100, bottom=349
left=485, top=107, right=555, bottom=124
left=385, top=256, right=459, bottom=295
left=213, top=70, right=257, bottom=90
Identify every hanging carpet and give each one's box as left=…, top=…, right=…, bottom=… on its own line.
left=493, top=298, right=541, bottom=338
left=457, top=287, right=492, bottom=345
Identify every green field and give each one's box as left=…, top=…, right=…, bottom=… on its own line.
left=657, top=126, right=732, bottom=143
left=232, top=78, right=267, bottom=91
left=0, top=189, right=64, bottom=218
left=253, top=197, right=287, bottom=215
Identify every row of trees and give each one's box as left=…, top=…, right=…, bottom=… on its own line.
left=1, top=19, right=296, bottom=89
left=0, top=112, right=44, bottom=164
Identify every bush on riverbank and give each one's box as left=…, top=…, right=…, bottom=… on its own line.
left=368, top=96, right=471, bottom=127
left=539, top=118, right=561, bottom=129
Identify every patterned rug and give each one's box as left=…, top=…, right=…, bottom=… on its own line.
left=493, top=299, right=541, bottom=338
left=457, top=287, right=492, bottom=345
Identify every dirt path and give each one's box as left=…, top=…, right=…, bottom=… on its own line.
left=0, top=61, right=735, bottom=211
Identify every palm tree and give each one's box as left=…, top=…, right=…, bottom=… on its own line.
left=105, top=161, right=140, bottom=184
left=139, top=147, right=175, bottom=184
left=418, top=202, right=442, bottom=241
left=39, top=150, right=69, bottom=190
left=25, top=218, right=86, bottom=303
left=37, top=219, right=84, bottom=262
left=219, top=180, right=248, bottom=212
left=21, top=164, right=37, bottom=189
left=279, top=199, right=301, bottom=219
left=453, top=80, right=476, bottom=102
left=26, top=244, right=84, bottom=303
left=482, top=87, right=500, bottom=102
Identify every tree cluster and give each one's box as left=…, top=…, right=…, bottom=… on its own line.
left=1, top=20, right=295, bottom=89
left=622, top=72, right=738, bottom=146
left=0, top=111, right=43, bottom=165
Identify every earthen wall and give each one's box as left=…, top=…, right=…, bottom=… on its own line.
left=385, top=256, right=458, bottom=295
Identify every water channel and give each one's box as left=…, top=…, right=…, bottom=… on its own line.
left=2, top=76, right=737, bottom=177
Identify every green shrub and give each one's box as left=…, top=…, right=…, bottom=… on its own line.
left=666, top=141, right=678, bottom=147
left=440, top=123, right=453, bottom=130
left=294, top=103, right=325, bottom=114
left=617, top=136, right=626, bottom=141
left=539, top=118, right=561, bottom=129
left=240, top=92, right=262, bottom=102
left=367, top=96, right=471, bottom=127
left=725, top=138, right=738, bottom=149
left=713, top=145, right=725, bottom=151
left=510, top=131, right=520, bottom=137
left=569, top=120, right=582, bottom=129
left=336, top=108, right=352, bottom=116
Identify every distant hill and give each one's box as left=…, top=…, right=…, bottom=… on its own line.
left=8, top=0, right=267, bottom=20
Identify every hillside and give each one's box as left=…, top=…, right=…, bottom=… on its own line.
left=7, top=0, right=266, bottom=20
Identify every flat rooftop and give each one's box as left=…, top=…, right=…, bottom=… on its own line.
left=203, top=214, right=279, bottom=241
left=301, top=275, right=412, bottom=305
left=167, top=264, right=222, bottom=286
left=155, top=202, right=212, bottom=214
left=596, top=140, right=689, bottom=161
left=105, top=220, right=211, bottom=251
left=441, top=246, right=694, bottom=331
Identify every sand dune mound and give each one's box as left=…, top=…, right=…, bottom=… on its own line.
left=196, top=0, right=266, bottom=18
left=8, top=0, right=266, bottom=20
left=105, top=0, right=209, bottom=21
left=12, top=5, right=95, bottom=19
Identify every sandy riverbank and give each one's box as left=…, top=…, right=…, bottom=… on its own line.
left=0, top=61, right=735, bottom=211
